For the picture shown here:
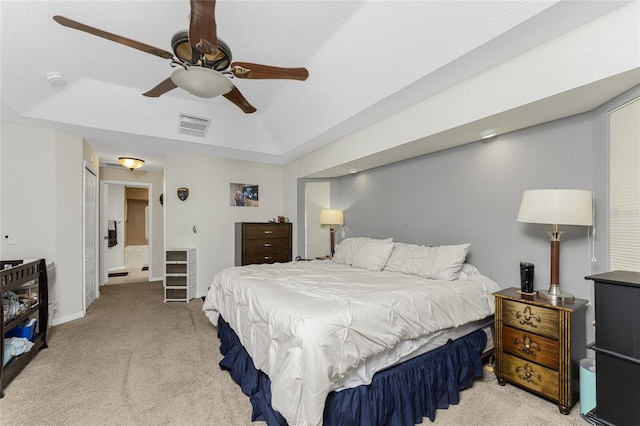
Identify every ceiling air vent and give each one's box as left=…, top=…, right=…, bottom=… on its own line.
left=102, top=161, right=128, bottom=169
left=179, top=113, right=211, bottom=137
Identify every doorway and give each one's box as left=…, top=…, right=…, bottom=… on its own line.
left=100, top=181, right=153, bottom=285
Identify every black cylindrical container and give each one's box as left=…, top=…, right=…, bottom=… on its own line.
left=520, top=262, right=535, bottom=293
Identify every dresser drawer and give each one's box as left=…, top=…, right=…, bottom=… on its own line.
left=502, top=299, right=559, bottom=340
left=243, top=251, right=290, bottom=265
left=502, top=325, right=559, bottom=370
left=243, top=224, right=290, bottom=240
left=236, top=222, right=292, bottom=266
left=501, top=352, right=559, bottom=399
left=243, top=239, right=288, bottom=251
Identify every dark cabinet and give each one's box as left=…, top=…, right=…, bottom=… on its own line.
left=235, top=222, right=292, bottom=266
left=1, top=259, right=48, bottom=398
left=585, top=271, right=640, bottom=426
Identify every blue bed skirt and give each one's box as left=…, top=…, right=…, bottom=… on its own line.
left=217, top=316, right=487, bottom=425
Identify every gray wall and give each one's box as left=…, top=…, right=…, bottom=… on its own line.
left=330, top=85, right=639, bottom=346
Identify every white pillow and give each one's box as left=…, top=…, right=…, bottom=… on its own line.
left=352, top=238, right=395, bottom=271
left=458, top=263, right=480, bottom=280
left=332, top=238, right=359, bottom=264
left=385, top=242, right=470, bottom=281
left=333, top=237, right=392, bottom=266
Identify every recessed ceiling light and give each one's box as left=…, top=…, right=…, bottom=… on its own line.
left=44, top=72, right=67, bottom=87
left=480, top=128, right=500, bottom=139
left=348, top=168, right=359, bottom=174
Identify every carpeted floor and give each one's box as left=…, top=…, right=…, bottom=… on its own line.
left=0, top=282, right=586, bottom=425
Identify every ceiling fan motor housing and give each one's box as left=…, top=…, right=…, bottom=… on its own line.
left=171, top=30, right=232, bottom=71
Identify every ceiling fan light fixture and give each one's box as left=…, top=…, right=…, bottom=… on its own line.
left=170, top=67, right=232, bottom=98
left=118, top=157, right=145, bottom=171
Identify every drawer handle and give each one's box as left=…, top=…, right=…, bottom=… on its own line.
left=515, top=334, right=541, bottom=357
left=515, top=363, right=541, bottom=384
left=264, top=243, right=272, bottom=247
left=515, top=306, right=541, bottom=328
left=264, top=230, right=273, bottom=234
left=264, top=256, right=272, bottom=260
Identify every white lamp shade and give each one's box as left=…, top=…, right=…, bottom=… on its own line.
left=517, top=189, right=593, bottom=226
left=320, top=209, right=344, bottom=225
left=171, top=67, right=233, bottom=98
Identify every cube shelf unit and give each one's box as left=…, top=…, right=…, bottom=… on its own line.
left=164, top=248, right=196, bottom=302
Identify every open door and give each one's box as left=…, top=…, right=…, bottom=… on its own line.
left=83, top=163, right=99, bottom=311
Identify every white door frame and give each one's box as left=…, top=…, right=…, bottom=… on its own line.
left=83, top=162, right=99, bottom=313
left=100, top=180, right=153, bottom=283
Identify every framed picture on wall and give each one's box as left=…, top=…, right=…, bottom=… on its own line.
left=230, top=183, right=259, bottom=207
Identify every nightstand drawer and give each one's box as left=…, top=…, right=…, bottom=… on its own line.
left=501, top=353, right=559, bottom=399
left=502, top=326, right=559, bottom=370
left=502, top=300, right=559, bottom=340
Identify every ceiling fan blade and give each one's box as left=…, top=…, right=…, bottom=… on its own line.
left=231, top=62, right=309, bottom=81
left=142, top=78, right=178, bottom=97
left=189, top=0, right=218, bottom=56
left=223, top=86, right=257, bottom=114
left=53, top=15, right=174, bottom=60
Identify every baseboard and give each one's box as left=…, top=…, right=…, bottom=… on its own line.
left=51, top=310, right=84, bottom=326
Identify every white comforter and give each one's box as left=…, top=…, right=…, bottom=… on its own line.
left=202, top=260, right=499, bottom=426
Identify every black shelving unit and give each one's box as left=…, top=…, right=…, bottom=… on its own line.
left=1, top=259, right=48, bottom=397
left=585, top=271, right=640, bottom=426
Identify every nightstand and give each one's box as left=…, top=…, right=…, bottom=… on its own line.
left=493, top=288, right=587, bottom=414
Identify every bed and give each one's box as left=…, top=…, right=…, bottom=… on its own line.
left=203, top=238, right=500, bottom=426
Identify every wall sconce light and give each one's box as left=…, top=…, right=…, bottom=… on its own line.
left=119, top=157, right=145, bottom=171
left=480, top=128, right=500, bottom=139
left=320, top=209, right=344, bottom=256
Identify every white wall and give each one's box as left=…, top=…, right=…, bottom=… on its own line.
left=165, top=156, right=286, bottom=296
left=1, top=121, right=86, bottom=325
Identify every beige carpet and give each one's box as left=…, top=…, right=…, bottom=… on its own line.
left=0, top=282, right=586, bottom=426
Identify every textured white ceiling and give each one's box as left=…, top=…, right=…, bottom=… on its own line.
left=0, top=1, right=634, bottom=173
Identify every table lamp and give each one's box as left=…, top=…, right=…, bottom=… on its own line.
left=320, top=209, right=344, bottom=256
left=517, top=189, right=593, bottom=301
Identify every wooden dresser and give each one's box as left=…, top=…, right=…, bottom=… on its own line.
left=235, top=222, right=292, bottom=266
left=494, top=288, right=587, bottom=414
left=585, top=271, right=640, bottom=426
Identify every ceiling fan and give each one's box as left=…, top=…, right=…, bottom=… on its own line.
left=53, top=0, right=309, bottom=113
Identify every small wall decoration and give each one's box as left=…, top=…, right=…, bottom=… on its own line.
left=177, top=187, right=189, bottom=201
left=230, top=183, right=259, bottom=207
